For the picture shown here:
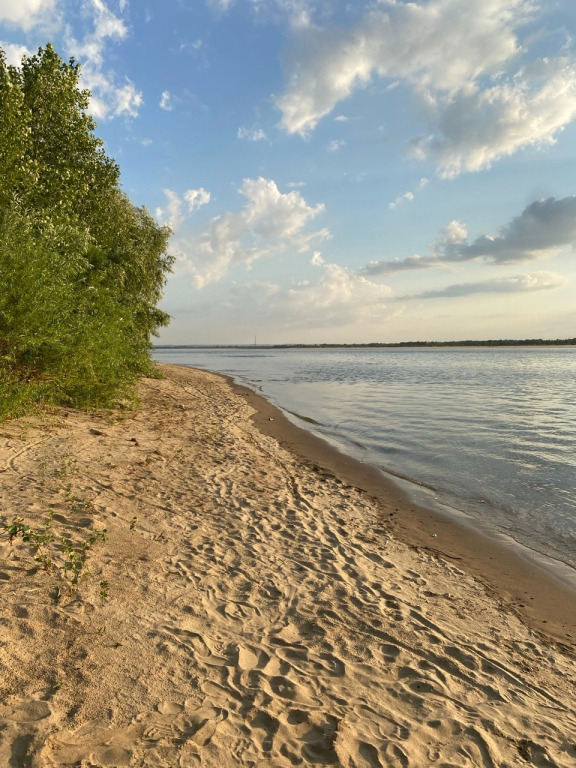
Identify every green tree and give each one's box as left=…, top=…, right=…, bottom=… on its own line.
left=0, top=45, right=173, bottom=418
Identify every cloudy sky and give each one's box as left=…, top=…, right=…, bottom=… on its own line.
left=2, top=0, right=576, bottom=343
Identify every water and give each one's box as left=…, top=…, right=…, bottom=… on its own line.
left=153, top=346, right=576, bottom=572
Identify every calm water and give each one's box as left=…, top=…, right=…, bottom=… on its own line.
left=153, top=347, right=576, bottom=572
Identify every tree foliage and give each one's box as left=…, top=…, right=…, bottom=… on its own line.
left=0, top=45, right=173, bottom=418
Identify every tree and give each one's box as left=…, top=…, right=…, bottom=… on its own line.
left=0, top=45, right=173, bottom=418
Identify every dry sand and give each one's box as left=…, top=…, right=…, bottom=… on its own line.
left=1, top=363, right=575, bottom=767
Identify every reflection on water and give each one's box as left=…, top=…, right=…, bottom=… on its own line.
left=154, top=347, right=576, bottom=569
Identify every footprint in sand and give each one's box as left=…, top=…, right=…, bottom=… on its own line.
left=236, top=643, right=263, bottom=670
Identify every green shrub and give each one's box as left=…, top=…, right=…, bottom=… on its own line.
left=0, top=45, right=173, bottom=419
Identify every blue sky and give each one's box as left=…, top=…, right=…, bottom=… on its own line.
left=1, top=0, right=576, bottom=343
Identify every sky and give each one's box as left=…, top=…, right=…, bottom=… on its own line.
left=1, top=0, right=576, bottom=344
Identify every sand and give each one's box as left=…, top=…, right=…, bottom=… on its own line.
left=0, top=363, right=575, bottom=767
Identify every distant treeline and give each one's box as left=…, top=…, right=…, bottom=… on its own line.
left=156, top=338, right=576, bottom=350
left=272, top=338, right=576, bottom=348
left=0, top=45, right=173, bottom=419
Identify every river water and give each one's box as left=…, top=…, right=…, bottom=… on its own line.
left=153, top=346, right=576, bottom=573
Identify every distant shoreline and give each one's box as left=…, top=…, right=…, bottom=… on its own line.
left=155, top=338, right=576, bottom=349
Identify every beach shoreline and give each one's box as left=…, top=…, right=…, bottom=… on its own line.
left=227, top=371, right=576, bottom=646
left=1, top=363, right=575, bottom=767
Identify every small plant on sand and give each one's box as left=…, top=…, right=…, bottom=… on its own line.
left=5, top=517, right=32, bottom=544
left=68, top=493, right=96, bottom=514
left=62, top=480, right=97, bottom=514
left=61, top=528, right=108, bottom=587
left=5, top=512, right=55, bottom=571
left=99, top=580, right=110, bottom=602
left=4, top=515, right=108, bottom=597
left=53, top=453, right=78, bottom=480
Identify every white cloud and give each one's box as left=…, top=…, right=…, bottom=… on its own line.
left=411, top=271, right=565, bottom=299
left=416, top=57, right=576, bottom=177
left=327, top=138, right=345, bottom=152
left=156, top=187, right=211, bottom=230
left=389, top=191, right=414, bottom=210
left=286, top=181, right=306, bottom=188
left=174, top=177, right=330, bottom=287
left=160, top=90, right=173, bottom=111
left=65, top=0, right=143, bottom=119
left=275, top=1, right=576, bottom=175
left=276, top=0, right=526, bottom=135
left=156, top=189, right=184, bottom=230
left=432, top=220, right=469, bottom=253
left=0, top=0, right=59, bottom=31
left=363, top=194, right=576, bottom=276
left=70, top=0, right=128, bottom=65
left=227, top=258, right=393, bottom=330
left=238, top=125, right=267, bottom=141
left=0, top=40, right=32, bottom=66
left=334, top=115, right=348, bottom=122
left=282, top=261, right=393, bottom=327
left=389, top=177, right=428, bottom=209
left=310, top=250, right=324, bottom=266
left=184, top=187, right=211, bottom=212
left=87, top=73, right=143, bottom=118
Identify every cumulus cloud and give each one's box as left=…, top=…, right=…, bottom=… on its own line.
left=275, top=0, right=576, bottom=175
left=410, top=272, right=564, bottom=299
left=160, top=90, right=172, bottom=111
left=227, top=257, right=393, bottom=330
left=0, top=0, right=59, bottom=31
left=363, top=195, right=576, bottom=276
left=238, top=125, right=267, bottom=141
left=281, top=261, right=392, bottom=327
left=439, top=196, right=576, bottom=264
left=174, top=177, right=330, bottom=287
left=0, top=40, right=32, bottom=66
left=184, top=187, right=211, bottom=211
left=87, top=75, right=142, bottom=119
left=156, top=189, right=184, bottom=230
left=156, top=187, right=211, bottom=229
left=65, top=0, right=143, bottom=119
left=69, top=0, right=127, bottom=64
left=276, top=0, right=525, bottom=134
left=310, top=250, right=324, bottom=266
left=415, top=58, right=576, bottom=177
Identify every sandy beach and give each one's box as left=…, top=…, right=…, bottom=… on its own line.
left=1, top=363, right=575, bottom=767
